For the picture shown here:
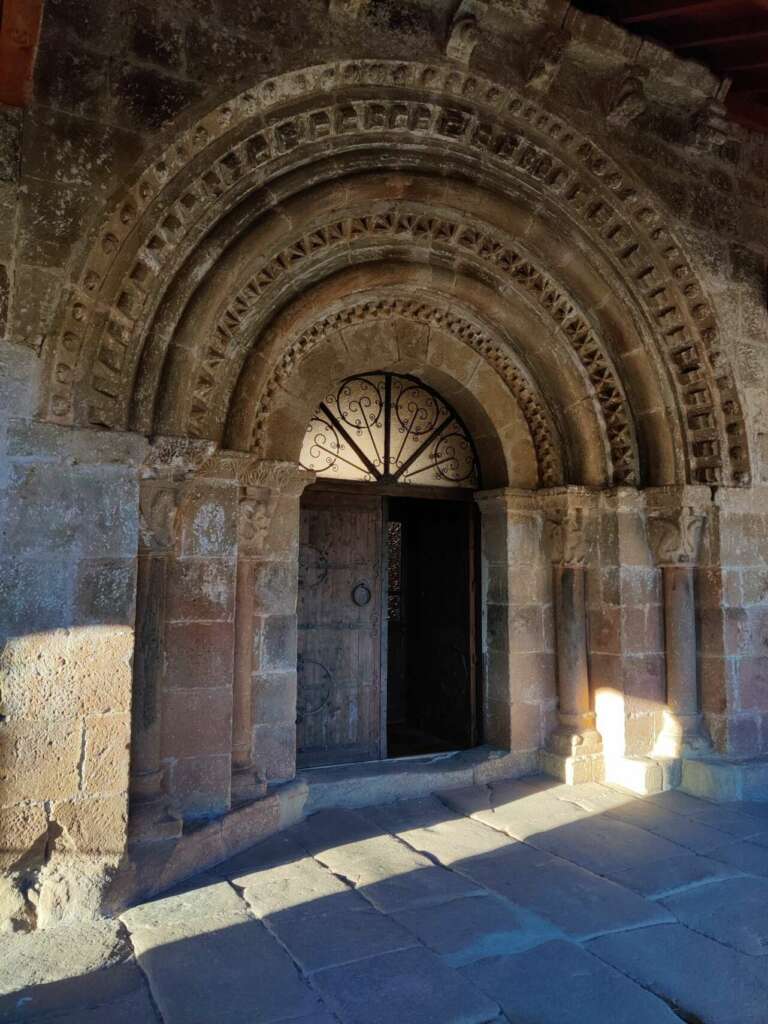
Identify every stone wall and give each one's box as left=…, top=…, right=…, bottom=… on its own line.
left=1, top=0, right=768, bottom=927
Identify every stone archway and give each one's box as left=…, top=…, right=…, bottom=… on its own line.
left=29, top=58, right=754, bottom=879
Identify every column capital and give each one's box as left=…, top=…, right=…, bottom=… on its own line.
left=474, top=487, right=539, bottom=515
left=541, top=488, right=598, bottom=567
left=645, top=487, right=711, bottom=567
left=138, top=479, right=181, bottom=553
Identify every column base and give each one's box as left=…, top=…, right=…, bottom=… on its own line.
left=539, top=749, right=604, bottom=785
left=231, top=763, right=268, bottom=803
left=128, top=796, right=183, bottom=844
left=681, top=753, right=768, bottom=802
left=547, top=723, right=603, bottom=759
left=603, top=754, right=682, bottom=795
left=654, top=711, right=711, bottom=759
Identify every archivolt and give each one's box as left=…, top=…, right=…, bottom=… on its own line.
left=43, top=59, right=751, bottom=487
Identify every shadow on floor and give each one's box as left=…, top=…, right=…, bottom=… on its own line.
left=4, top=776, right=768, bottom=1024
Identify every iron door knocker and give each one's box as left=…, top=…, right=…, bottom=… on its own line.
left=352, top=582, right=372, bottom=606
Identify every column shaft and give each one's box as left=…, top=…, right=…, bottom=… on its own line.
left=663, top=565, right=699, bottom=722
left=555, top=565, right=592, bottom=728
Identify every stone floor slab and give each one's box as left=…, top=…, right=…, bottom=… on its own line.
left=122, top=878, right=321, bottom=1023
left=233, top=846, right=418, bottom=970
left=462, top=939, right=682, bottom=1024
left=517, top=811, right=685, bottom=875
left=20, top=985, right=160, bottom=1024
left=295, top=810, right=482, bottom=912
left=605, top=799, right=733, bottom=854
left=605, top=851, right=742, bottom=897
left=661, top=875, right=768, bottom=955
left=392, top=892, right=561, bottom=966
left=446, top=839, right=674, bottom=939
left=312, top=946, right=502, bottom=1024
left=646, top=792, right=764, bottom=838
left=0, top=921, right=138, bottom=1023
left=708, top=839, right=768, bottom=878
left=589, top=922, right=768, bottom=1024
left=364, top=797, right=515, bottom=867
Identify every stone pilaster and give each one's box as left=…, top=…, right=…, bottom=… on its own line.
left=231, top=459, right=314, bottom=787
left=646, top=486, right=711, bottom=756
left=542, top=488, right=603, bottom=784
left=129, top=479, right=183, bottom=842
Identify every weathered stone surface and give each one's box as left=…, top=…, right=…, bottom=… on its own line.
left=661, top=875, right=768, bottom=955
left=589, top=923, right=768, bottom=1024
left=393, top=892, right=561, bottom=966
left=451, top=838, right=674, bottom=939
left=293, top=810, right=482, bottom=912
left=708, top=838, right=768, bottom=879
left=311, top=946, right=501, bottom=1024
left=606, top=852, right=742, bottom=898
left=242, top=857, right=416, bottom=972
left=463, top=939, right=682, bottom=1024
left=122, top=879, right=321, bottom=1023
left=0, top=920, right=130, bottom=1007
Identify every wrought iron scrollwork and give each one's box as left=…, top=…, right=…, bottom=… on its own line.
left=300, top=372, right=479, bottom=488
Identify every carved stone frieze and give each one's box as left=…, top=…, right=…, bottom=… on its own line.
left=44, top=59, right=750, bottom=488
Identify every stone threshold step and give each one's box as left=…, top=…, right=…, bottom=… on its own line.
left=300, top=746, right=539, bottom=813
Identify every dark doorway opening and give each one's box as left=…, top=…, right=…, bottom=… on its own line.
left=296, top=483, right=479, bottom=769
left=386, top=496, right=478, bottom=758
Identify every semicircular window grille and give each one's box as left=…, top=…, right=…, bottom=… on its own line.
left=300, top=372, right=479, bottom=488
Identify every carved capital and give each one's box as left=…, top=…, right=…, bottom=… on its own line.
left=604, top=64, right=648, bottom=128
left=525, top=27, right=570, bottom=93
left=143, top=436, right=216, bottom=476
left=139, top=484, right=179, bottom=552
left=241, top=459, right=315, bottom=496
left=238, top=493, right=272, bottom=557
left=647, top=505, right=707, bottom=566
left=546, top=506, right=589, bottom=567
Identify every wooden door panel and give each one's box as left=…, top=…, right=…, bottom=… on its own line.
left=297, top=491, right=382, bottom=767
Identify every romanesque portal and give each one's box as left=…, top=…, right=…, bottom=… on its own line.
left=1, top=1, right=767, bottom=932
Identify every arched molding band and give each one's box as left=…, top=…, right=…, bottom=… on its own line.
left=248, top=293, right=563, bottom=487
left=222, top=262, right=614, bottom=489
left=174, top=207, right=639, bottom=486
left=44, top=59, right=750, bottom=487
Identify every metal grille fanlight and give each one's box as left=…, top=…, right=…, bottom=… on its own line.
left=300, top=372, right=479, bottom=488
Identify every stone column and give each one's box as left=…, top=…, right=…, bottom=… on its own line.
left=231, top=460, right=314, bottom=790
left=647, top=487, right=710, bottom=755
left=475, top=488, right=554, bottom=758
left=129, top=479, right=183, bottom=841
left=231, top=487, right=271, bottom=801
left=543, top=489, right=602, bottom=783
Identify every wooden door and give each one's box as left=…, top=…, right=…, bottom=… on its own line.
left=297, top=488, right=383, bottom=767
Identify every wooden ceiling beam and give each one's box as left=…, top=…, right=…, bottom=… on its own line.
left=621, top=1, right=740, bottom=25
left=0, top=0, right=44, bottom=108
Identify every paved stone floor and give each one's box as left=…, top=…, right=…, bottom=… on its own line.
left=4, top=775, right=768, bottom=1024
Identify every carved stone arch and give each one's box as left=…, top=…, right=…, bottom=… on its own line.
left=223, top=263, right=613, bottom=488
left=144, top=180, right=642, bottom=487
left=42, top=59, right=750, bottom=487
